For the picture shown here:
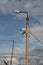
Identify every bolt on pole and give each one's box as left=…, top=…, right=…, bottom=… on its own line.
left=26, top=13, right=29, bottom=65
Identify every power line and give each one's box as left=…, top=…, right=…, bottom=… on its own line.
left=30, top=31, right=43, bottom=45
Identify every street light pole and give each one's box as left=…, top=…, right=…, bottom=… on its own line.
left=26, top=13, right=29, bottom=65
left=13, top=10, right=29, bottom=65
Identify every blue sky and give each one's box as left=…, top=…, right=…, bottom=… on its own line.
left=0, top=0, right=43, bottom=54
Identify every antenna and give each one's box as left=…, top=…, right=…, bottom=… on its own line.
left=10, top=40, right=14, bottom=65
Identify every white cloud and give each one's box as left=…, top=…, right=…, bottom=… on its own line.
left=0, top=0, right=8, bottom=5
left=0, top=0, right=43, bottom=23
left=30, top=46, right=43, bottom=56
left=30, top=25, right=43, bottom=41
left=0, top=0, right=43, bottom=15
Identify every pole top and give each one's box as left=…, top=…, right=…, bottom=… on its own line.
left=26, top=13, right=29, bottom=21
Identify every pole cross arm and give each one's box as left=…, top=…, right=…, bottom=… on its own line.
left=20, top=28, right=26, bottom=35
left=20, top=28, right=31, bottom=35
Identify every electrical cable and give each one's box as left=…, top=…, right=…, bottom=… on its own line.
left=29, top=31, right=43, bottom=45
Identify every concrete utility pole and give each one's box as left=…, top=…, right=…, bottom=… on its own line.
left=14, top=10, right=29, bottom=65
left=26, top=13, right=29, bottom=65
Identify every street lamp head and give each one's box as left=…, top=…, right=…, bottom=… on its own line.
left=20, top=28, right=26, bottom=31
left=13, top=10, right=28, bottom=14
left=14, top=10, right=20, bottom=13
left=20, top=28, right=26, bottom=35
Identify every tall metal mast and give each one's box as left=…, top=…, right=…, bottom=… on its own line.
left=10, top=40, right=14, bottom=65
